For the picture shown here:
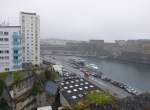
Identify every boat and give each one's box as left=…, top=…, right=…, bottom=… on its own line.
left=86, top=63, right=99, bottom=70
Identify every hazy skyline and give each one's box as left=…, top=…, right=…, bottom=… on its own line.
left=0, top=0, right=150, bottom=41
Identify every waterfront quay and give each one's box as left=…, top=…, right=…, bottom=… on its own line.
left=45, top=55, right=133, bottom=99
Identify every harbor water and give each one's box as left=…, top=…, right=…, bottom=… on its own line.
left=84, top=57, right=150, bottom=93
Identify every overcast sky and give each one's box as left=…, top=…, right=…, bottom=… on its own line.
left=0, top=0, right=150, bottom=41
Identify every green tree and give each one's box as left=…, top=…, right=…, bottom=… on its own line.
left=31, top=84, right=42, bottom=96
left=0, top=98, right=11, bottom=110
left=72, top=90, right=116, bottom=110
left=0, top=73, right=8, bottom=81
left=44, top=68, right=59, bottom=81
left=0, top=80, right=5, bottom=96
left=86, top=91, right=114, bottom=105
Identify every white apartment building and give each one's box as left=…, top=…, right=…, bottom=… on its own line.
left=0, top=26, right=22, bottom=72
left=20, top=12, right=40, bottom=65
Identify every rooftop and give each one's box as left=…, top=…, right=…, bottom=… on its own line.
left=62, top=72, right=78, bottom=80
left=60, top=77, right=100, bottom=104
left=44, top=81, right=58, bottom=96
left=0, top=26, right=21, bottom=28
left=20, top=12, right=36, bottom=15
left=37, top=106, right=52, bottom=110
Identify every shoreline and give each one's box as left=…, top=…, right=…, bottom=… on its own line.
left=81, top=55, right=150, bottom=66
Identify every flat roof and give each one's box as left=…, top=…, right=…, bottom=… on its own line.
left=37, top=106, right=52, bottom=110
left=0, top=26, right=21, bottom=28
left=60, top=77, right=100, bottom=104
left=21, top=12, right=36, bottom=15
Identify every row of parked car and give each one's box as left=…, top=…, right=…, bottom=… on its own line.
left=68, top=60, right=140, bottom=96
left=102, top=77, right=139, bottom=95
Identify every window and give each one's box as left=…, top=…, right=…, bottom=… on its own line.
left=90, top=85, right=94, bottom=88
left=14, top=50, right=18, bottom=54
left=5, top=68, right=9, bottom=71
left=4, top=32, right=8, bottom=36
left=75, top=79, right=79, bottom=82
left=66, top=82, right=69, bottom=84
left=75, top=84, right=79, bottom=87
left=71, top=81, right=74, bottom=83
left=14, top=39, right=17, bottom=42
left=0, top=31, right=3, bottom=35
left=78, top=94, right=83, bottom=97
left=80, top=79, right=84, bottom=81
left=0, top=50, right=3, bottom=53
left=84, top=86, right=88, bottom=89
left=69, top=85, right=73, bottom=88
left=0, top=38, right=3, bottom=41
left=14, top=56, right=18, bottom=60
left=4, top=38, right=8, bottom=41
left=67, top=90, right=72, bottom=93
left=85, top=82, right=89, bottom=85
left=80, top=83, right=83, bottom=85
left=61, top=83, right=64, bottom=85
left=64, top=87, right=68, bottom=89
left=5, top=56, right=9, bottom=59
left=5, top=50, right=9, bottom=53
left=79, top=88, right=83, bottom=90
left=73, top=89, right=77, bottom=92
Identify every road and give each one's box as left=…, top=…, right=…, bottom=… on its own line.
left=52, top=55, right=132, bottom=99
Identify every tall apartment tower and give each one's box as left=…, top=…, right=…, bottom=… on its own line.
left=20, top=12, right=40, bottom=66
left=0, top=26, right=22, bottom=72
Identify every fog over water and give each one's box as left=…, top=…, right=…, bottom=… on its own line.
left=0, top=0, right=150, bottom=41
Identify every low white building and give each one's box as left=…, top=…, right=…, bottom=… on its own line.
left=53, top=65, right=63, bottom=76
left=37, top=106, right=52, bottom=110
left=0, top=26, right=22, bottom=72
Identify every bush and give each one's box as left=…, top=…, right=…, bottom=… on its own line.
left=0, top=72, right=9, bottom=81
left=12, top=72, right=24, bottom=83
left=0, top=80, right=5, bottom=96
left=44, top=68, right=59, bottom=81
left=31, top=84, right=42, bottom=96
left=86, top=91, right=114, bottom=105
left=0, top=98, right=11, bottom=110
left=73, top=90, right=116, bottom=110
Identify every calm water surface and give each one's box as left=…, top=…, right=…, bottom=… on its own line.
left=84, top=57, right=150, bottom=93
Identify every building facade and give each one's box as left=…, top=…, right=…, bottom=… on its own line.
left=20, top=12, right=40, bottom=65
left=0, top=26, right=22, bottom=72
